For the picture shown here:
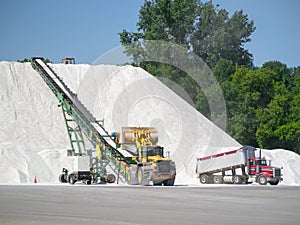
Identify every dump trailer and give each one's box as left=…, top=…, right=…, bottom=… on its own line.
left=196, top=146, right=282, bottom=185
left=118, top=127, right=176, bottom=186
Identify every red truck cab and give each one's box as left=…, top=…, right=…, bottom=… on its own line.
left=248, top=157, right=282, bottom=185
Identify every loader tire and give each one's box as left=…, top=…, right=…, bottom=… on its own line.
left=163, top=177, right=175, bottom=186
left=127, top=167, right=138, bottom=185
left=138, top=167, right=150, bottom=186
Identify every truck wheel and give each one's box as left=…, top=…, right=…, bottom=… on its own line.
left=59, top=174, right=67, bottom=183
left=257, top=175, right=268, bottom=185
left=163, top=178, right=175, bottom=186
left=269, top=180, right=279, bottom=185
left=68, top=175, right=76, bottom=185
left=233, top=175, right=243, bottom=184
left=213, top=175, right=223, bottom=184
left=200, top=174, right=209, bottom=184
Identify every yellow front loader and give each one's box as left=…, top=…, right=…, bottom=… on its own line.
left=118, top=127, right=176, bottom=186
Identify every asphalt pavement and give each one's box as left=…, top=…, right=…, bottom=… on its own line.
left=0, top=184, right=299, bottom=225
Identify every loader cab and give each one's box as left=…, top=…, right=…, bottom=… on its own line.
left=139, top=146, right=164, bottom=161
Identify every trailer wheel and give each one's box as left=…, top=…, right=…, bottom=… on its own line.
left=213, top=175, right=223, bottom=184
left=68, top=175, right=76, bottom=185
left=106, top=174, right=116, bottom=183
left=59, top=174, right=67, bottom=183
left=200, top=174, right=210, bottom=184
left=257, top=175, right=268, bottom=185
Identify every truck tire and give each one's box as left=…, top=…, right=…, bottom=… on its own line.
left=257, top=175, right=268, bottom=185
left=213, top=175, right=223, bottom=184
left=269, top=180, right=279, bottom=185
left=200, top=174, right=210, bottom=184
left=233, top=175, right=243, bottom=184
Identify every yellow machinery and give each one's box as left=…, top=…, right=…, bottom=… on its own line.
left=119, top=127, right=176, bottom=186
left=61, top=57, right=75, bottom=64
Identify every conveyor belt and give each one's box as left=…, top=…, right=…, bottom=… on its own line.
left=31, top=57, right=130, bottom=182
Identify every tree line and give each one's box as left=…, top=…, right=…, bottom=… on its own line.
left=119, top=0, right=300, bottom=153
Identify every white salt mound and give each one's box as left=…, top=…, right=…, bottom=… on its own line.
left=0, top=61, right=299, bottom=185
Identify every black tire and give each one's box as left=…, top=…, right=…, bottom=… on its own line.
left=269, top=180, right=279, bottom=185
left=163, top=177, right=175, bottom=186
left=59, top=174, right=67, bottom=183
left=233, top=175, right=243, bottom=184
left=68, top=175, right=76, bottom=185
left=86, top=179, right=92, bottom=185
left=213, top=175, right=223, bottom=184
left=100, top=176, right=107, bottom=183
left=106, top=174, right=116, bottom=183
left=200, top=174, right=210, bottom=184
left=127, top=167, right=138, bottom=185
left=138, top=167, right=150, bottom=186
left=257, top=175, right=268, bottom=185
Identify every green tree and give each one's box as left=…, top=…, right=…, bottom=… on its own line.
left=191, top=2, right=255, bottom=67
left=18, top=58, right=52, bottom=63
left=256, top=73, right=300, bottom=153
left=228, top=67, right=279, bottom=146
left=119, top=0, right=256, bottom=122
left=120, top=0, right=255, bottom=68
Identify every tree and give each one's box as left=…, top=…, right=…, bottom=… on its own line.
left=256, top=72, right=300, bottom=153
left=119, top=0, right=255, bottom=68
left=191, top=2, right=255, bottom=67
left=18, top=58, right=52, bottom=63
left=119, top=0, right=256, bottom=124
left=227, top=67, right=279, bottom=146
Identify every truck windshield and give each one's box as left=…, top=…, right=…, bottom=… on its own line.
left=258, top=160, right=267, bottom=166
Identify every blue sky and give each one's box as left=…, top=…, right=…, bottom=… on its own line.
left=0, top=0, right=299, bottom=67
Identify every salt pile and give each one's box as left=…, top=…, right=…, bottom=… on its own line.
left=0, top=61, right=299, bottom=185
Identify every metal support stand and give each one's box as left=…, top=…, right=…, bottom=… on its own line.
left=61, top=104, right=86, bottom=156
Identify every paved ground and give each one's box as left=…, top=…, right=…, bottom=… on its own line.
left=0, top=184, right=299, bottom=225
